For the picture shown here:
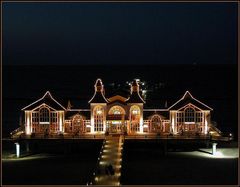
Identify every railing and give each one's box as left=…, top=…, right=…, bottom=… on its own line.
left=125, top=134, right=210, bottom=140
left=11, top=133, right=105, bottom=140
left=209, top=123, right=222, bottom=135
left=10, top=127, right=24, bottom=137
left=87, top=137, right=106, bottom=185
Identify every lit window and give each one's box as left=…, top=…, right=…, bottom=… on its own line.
left=184, top=107, right=195, bottom=122
left=151, top=115, right=162, bottom=132
left=72, top=115, right=85, bottom=134
left=130, top=106, right=141, bottom=132
left=39, top=107, right=50, bottom=123
left=32, top=112, right=39, bottom=123
left=108, top=106, right=125, bottom=115
left=196, top=112, right=203, bottom=123
left=50, top=112, right=57, bottom=123
left=177, top=112, right=184, bottom=122
left=94, top=106, right=104, bottom=132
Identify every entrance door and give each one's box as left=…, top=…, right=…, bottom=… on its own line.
left=110, top=121, right=122, bottom=133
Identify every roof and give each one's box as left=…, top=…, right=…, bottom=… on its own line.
left=108, top=95, right=127, bottom=104
left=88, top=79, right=108, bottom=103
left=65, top=110, right=90, bottom=119
left=168, top=91, right=213, bottom=111
left=21, top=91, right=66, bottom=111
left=126, top=92, right=145, bottom=103
left=88, top=92, right=109, bottom=103
left=143, top=110, right=169, bottom=119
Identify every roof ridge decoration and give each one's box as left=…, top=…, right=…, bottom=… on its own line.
left=21, top=91, right=66, bottom=111
left=168, top=90, right=213, bottom=111
left=126, top=79, right=145, bottom=103
left=88, top=78, right=109, bottom=103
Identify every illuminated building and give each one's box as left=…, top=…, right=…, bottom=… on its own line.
left=13, top=78, right=215, bottom=137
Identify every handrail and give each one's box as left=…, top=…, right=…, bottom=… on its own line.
left=10, top=126, right=24, bottom=137
left=88, top=136, right=106, bottom=185
left=209, top=123, right=222, bottom=135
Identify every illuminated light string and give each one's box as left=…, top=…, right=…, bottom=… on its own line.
left=168, top=91, right=213, bottom=111
left=21, top=91, right=66, bottom=111
left=88, top=78, right=109, bottom=103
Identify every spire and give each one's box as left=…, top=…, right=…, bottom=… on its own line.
left=126, top=79, right=145, bottom=103
left=131, top=79, right=140, bottom=93
left=89, top=78, right=108, bottom=103
left=95, top=78, right=104, bottom=92
left=67, top=100, right=73, bottom=110
left=164, top=100, right=168, bottom=108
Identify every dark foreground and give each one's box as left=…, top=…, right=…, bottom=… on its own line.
left=121, top=140, right=238, bottom=185
left=2, top=140, right=103, bottom=185
left=2, top=139, right=238, bottom=185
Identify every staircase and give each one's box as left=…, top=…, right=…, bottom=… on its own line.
left=92, top=135, right=123, bottom=186
left=209, top=123, right=222, bottom=136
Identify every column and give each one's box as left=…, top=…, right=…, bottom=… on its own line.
left=15, top=142, right=20, bottom=158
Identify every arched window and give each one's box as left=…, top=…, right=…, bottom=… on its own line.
left=151, top=115, right=162, bottom=132
left=72, top=115, right=84, bottom=134
left=108, top=106, right=125, bottom=115
left=130, top=105, right=141, bottom=132
left=39, top=107, right=50, bottom=123
left=94, top=106, right=104, bottom=132
left=184, top=107, right=195, bottom=122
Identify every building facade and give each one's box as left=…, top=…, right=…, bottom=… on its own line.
left=18, top=78, right=213, bottom=137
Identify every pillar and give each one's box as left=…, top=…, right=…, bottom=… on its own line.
left=15, top=142, right=20, bottom=158
left=212, top=142, right=217, bottom=155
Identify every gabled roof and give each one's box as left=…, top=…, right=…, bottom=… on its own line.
left=143, top=109, right=169, bottom=119
left=65, top=110, right=90, bottom=119
left=21, top=91, right=66, bottom=111
left=168, top=91, right=213, bottom=111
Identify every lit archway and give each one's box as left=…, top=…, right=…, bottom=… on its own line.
left=130, top=105, right=141, bottom=132
left=184, top=107, right=195, bottom=122
left=72, top=114, right=84, bottom=134
left=93, top=106, right=104, bottom=132
left=151, top=115, right=162, bottom=133
left=108, top=105, right=126, bottom=115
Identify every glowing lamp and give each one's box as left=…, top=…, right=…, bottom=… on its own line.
left=15, top=142, right=20, bottom=158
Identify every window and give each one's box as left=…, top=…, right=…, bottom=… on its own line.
left=108, top=106, right=125, bottom=115
left=130, top=105, right=141, bottom=132
left=72, top=115, right=84, bottom=133
left=184, top=107, right=195, bottom=122
left=39, top=107, right=50, bottom=123
left=32, top=112, right=39, bottom=123
left=50, top=112, right=57, bottom=123
left=151, top=115, right=162, bottom=132
left=94, top=106, right=104, bottom=132
left=176, top=112, right=184, bottom=122
left=196, top=112, right=203, bottom=123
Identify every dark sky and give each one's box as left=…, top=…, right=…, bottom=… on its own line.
left=3, top=2, right=237, bottom=65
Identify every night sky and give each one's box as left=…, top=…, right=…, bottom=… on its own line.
left=3, top=2, right=237, bottom=65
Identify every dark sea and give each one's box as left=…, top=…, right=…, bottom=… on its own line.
left=3, top=64, right=238, bottom=138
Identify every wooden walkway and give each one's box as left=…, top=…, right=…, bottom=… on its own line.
left=92, top=135, right=123, bottom=186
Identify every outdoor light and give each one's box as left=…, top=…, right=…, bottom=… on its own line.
left=15, top=142, right=20, bottom=158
